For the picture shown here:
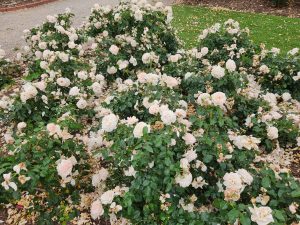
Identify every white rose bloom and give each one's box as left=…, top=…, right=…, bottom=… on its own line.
left=182, top=133, right=196, bottom=145
left=160, top=109, right=176, bottom=125
left=175, top=171, right=192, bottom=188
left=58, top=52, right=69, bottom=62
left=197, top=93, right=212, bottom=106
left=225, top=59, right=237, bottom=72
left=129, top=56, right=137, bottom=66
left=92, top=168, right=109, bottom=186
left=0, top=98, right=9, bottom=109
left=69, top=86, right=80, bottom=96
left=267, top=126, right=278, bottom=140
left=149, top=103, right=160, bottom=115
left=77, top=71, right=88, bottom=80
left=17, top=122, right=27, bottom=131
left=38, top=42, right=47, bottom=50
left=102, top=114, right=118, bottom=132
left=200, top=47, right=209, bottom=56
left=92, top=82, right=103, bottom=96
left=57, top=159, right=73, bottom=179
left=124, top=166, right=137, bottom=177
left=168, top=54, right=181, bottom=63
left=107, top=66, right=117, bottom=74
left=90, top=199, right=104, bottom=220
left=236, top=169, right=253, bottom=185
left=262, top=93, right=277, bottom=106
left=40, top=61, right=48, bottom=70
left=134, top=10, right=143, bottom=21
left=223, top=172, right=243, bottom=190
left=211, top=92, right=227, bottom=106
left=56, top=77, right=71, bottom=87
left=288, top=48, right=299, bottom=56
left=20, top=83, right=38, bottom=103
left=117, top=60, right=129, bottom=70
left=161, top=75, right=179, bottom=88
left=293, top=72, right=300, bottom=81
left=180, top=158, right=190, bottom=170
left=282, top=92, right=291, bottom=101
left=259, top=65, right=270, bottom=74
left=109, top=45, right=119, bottom=55
left=100, top=190, right=115, bottom=205
left=47, top=15, right=57, bottom=23
left=211, top=65, right=225, bottom=79
left=34, top=81, right=46, bottom=91
left=297, top=137, right=300, bottom=147
left=271, top=47, right=280, bottom=55
left=144, top=73, right=159, bottom=85
left=184, top=149, right=197, bottom=162
left=192, top=176, right=207, bottom=189
left=289, top=203, right=298, bottom=214
left=68, top=41, right=76, bottom=49
left=76, top=98, right=87, bottom=109
left=142, top=52, right=152, bottom=64
left=133, top=122, right=150, bottom=138
left=249, top=206, right=274, bottom=225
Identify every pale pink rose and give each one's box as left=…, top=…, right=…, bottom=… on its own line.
left=183, top=133, right=196, bottom=145
left=211, top=92, right=227, bottom=106
left=133, top=122, right=150, bottom=138
left=289, top=203, right=298, bottom=214
left=175, top=109, right=186, bottom=118
left=160, top=109, right=176, bottom=125
left=197, top=93, right=211, bottom=106
left=149, top=104, right=160, bottom=115
left=91, top=199, right=104, bottom=220
left=57, top=159, right=73, bottom=179
left=175, top=171, right=192, bottom=188
left=47, top=123, right=59, bottom=135
left=249, top=206, right=274, bottom=225
left=211, top=65, right=225, bottom=79
left=109, top=45, right=119, bottom=55
left=92, top=168, right=109, bottom=186
left=100, top=190, right=115, bottom=205
left=184, top=149, right=197, bottom=162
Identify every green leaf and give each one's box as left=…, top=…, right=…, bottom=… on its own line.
left=291, top=190, right=300, bottom=198
left=228, top=209, right=239, bottom=222
left=274, top=210, right=285, bottom=222
left=262, top=177, right=271, bottom=188
left=25, top=72, right=41, bottom=81
left=240, top=214, right=251, bottom=225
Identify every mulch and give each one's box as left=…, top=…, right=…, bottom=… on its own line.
left=178, top=0, right=300, bottom=18
left=0, top=0, right=59, bottom=12
left=291, top=149, right=300, bottom=178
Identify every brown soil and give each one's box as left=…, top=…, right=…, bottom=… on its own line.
left=291, top=149, right=300, bottom=178
left=0, top=0, right=40, bottom=8
left=179, top=0, right=300, bottom=18
left=0, top=207, right=8, bottom=224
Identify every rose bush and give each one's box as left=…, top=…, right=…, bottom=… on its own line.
left=0, top=0, right=300, bottom=224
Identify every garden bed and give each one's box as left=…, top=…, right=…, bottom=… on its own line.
left=0, top=0, right=58, bottom=12
left=0, top=1, right=300, bottom=224
left=179, top=0, right=300, bottom=17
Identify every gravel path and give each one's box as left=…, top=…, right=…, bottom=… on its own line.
left=0, top=0, right=118, bottom=57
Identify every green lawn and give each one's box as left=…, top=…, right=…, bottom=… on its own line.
left=172, top=5, right=300, bottom=53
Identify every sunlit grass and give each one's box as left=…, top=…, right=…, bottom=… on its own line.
left=172, top=5, right=300, bottom=53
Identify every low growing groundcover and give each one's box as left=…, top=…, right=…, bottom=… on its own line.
left=172, top=5, right=300, bottom=53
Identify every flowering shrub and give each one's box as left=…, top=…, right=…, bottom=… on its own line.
left=0, top=49, right=21, bottom=90
left=0, top=0, right=300, bottom=224
left=85, top=1, right=181, bottom=82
